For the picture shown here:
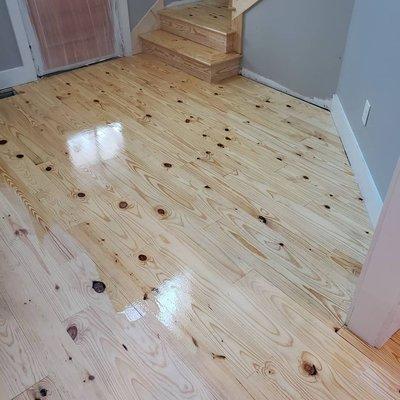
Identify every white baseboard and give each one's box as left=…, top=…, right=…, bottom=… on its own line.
left=240, top=67, right=332, bottom=110
left=331, top=94, right=382, bottom=227
left=0, top=65, right=37, bottom=90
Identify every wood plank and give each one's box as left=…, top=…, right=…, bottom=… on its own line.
left=231, top=270, right=400, bottom=399
left=141, top=30, right=241, bottom=65
left=63, top=306, right=249, bottom=400
left=158, top=0, right=236, bottom=53
left=159, top=1, right=234, bottom=34
left=0, top=294, right=46, bottom=399
left=13, top=376, right=64, bottom=400
left=0, top=53, right=395, bottom=400
left=141, top=30, right=241, bottom=82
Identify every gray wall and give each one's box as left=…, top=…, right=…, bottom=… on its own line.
left=127, top=0, right=157, bottom=30
left=0, top=0, right=22, bottom=71
left=337, top=0, right=400, bottom=198
left=242, top=0, right=354, bottom=101
left=127, top=0, right=189, bottom=30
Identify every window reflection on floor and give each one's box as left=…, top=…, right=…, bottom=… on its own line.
left=67, top=122, right=124, bottom=167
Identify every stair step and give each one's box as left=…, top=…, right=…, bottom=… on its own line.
left=159, top=1, right=235, bottom=52
left=140, top=30, right=241, bottom=83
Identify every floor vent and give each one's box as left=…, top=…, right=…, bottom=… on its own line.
left=0, top=88, right=16, bottom=100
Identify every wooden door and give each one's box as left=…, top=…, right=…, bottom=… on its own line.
left=23, top=0, right=121, bottom=75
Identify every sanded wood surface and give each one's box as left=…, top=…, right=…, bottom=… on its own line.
left=159, top=13, right=235, bottom=53
left=141, top=30, right=240, bottom=65
left=0, top=54, right=398, bottom=399
left=159, top=1, right=233, bottom=34
left=143, top=0, right=240, bottom=81
left=141, top=30, right=241, bottom=82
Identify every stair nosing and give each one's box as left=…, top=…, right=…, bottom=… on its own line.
left=140, top=31, right=241, bottom=67
left=158, top=10, right=235, bottom=36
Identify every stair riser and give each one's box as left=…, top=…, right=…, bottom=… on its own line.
left=211, top=58, right=241, bottom=83
left=160, top=15, right=235, bottom=53
left=141, top=39, right=240, bottom=83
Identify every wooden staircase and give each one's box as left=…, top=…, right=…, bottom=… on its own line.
left=140, top=0, right=242, bottom=83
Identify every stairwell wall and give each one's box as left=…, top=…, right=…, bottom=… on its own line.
left=241, top=0, right=354, bottom=107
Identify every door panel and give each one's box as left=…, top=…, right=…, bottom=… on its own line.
left=25, top=0, right=121, bottom=75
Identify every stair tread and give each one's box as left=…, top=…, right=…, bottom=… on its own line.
left=140, top=30, right=241, bottom=65
left=158, top=1, right=234, bottom=35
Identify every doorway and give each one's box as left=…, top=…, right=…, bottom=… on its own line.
left=18, top=0, right=130, bottom=76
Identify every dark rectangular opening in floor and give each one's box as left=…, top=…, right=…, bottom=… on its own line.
left=0, top=87, right=16, bottom=100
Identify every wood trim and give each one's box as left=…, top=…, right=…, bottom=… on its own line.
left=230, top=14, right=243, bottom=54
left=241, top=68, right=332, bottom=109
left=347, top=157, right=400, bottom=348
left=331, top=95, right=383, bottom=226
left=116, top=0, right=133, bottom=56
left=131, top=0, right=164, bottom=55
left=1, top=0, right=37, bottom=89
left=0, top=65, right=35, bottom=90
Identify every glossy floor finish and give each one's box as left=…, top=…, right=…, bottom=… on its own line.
left=0, top=54, right=399, bottom=399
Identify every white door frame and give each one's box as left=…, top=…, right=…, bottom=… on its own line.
left=347, top=157, right=400, bottom=347
left=0, top=0, right=37, bottom=90
left=116, top=0, right=133, bottom=57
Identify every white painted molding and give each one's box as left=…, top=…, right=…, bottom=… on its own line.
left=0, top=66, right=32, bottom=90
left=240, top=67, right=332, bottom=110
left=1, top=0, right=37, bottom=89
left=331, top=94, right=382, bottom=227
left=347, top=158, right=400, bottom=347
left=116, top=0, right=133, bottom=56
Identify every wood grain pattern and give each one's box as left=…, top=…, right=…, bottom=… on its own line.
left=159, top=15, right=235, bottom=53
left=160, top=1, right=233, bottom=34
left=13, top=376, right=64, bottom=400
left=142, top=0, right=241, bottom=81
left=141, top=30, right=241, bottom=82
left=159, top=1, right=236, bottom=53
left=0, top=53, right=398, bottom=399
left=0, top=294, right=46, bottom=399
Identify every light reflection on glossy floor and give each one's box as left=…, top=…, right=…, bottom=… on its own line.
left=1, top=54, right=399, bottom=399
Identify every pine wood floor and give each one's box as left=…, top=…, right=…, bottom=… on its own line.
left=0, top=54, right=399, bottom=399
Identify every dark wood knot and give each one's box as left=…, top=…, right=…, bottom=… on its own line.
left=92, top=281, right=106, bottom=293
